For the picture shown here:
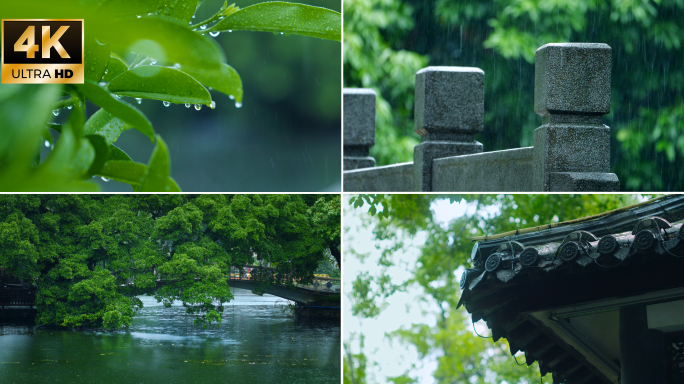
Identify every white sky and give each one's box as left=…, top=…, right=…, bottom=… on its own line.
left=342, top=196, right=472, bottom=383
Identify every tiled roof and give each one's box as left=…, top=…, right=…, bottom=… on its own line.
left=458, top=195, right=684, bottom=384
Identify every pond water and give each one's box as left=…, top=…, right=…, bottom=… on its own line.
left=0, top=289, right=340, bottom=384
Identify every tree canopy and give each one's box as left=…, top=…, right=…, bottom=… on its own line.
left=344, top=194, right=656, bottom=384
left=0, top=194, right=340, bottom=329
left=344, top=0, right=684, bottom=190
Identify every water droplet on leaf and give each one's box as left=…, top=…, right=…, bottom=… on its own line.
left=209, top=31, right=220, bottom=37
left=163, top=101, right=170, bottom=107
left=136, top=98, right=142, bottom=104
left=44, top=140, right=50, bottom=147
left=185, top=103, right=191, bottom=108
left=210, top=101, right=216, bottom=109
left=200, top=25, right=207, bottom=30
left=235, top=102, right=242, bottom=108
left=229, top=95, right=235, bottom=100
left=67, top=105, right=73, bottom=110
left=194, top=104, right=202, bottom=110
left=101, top=177, right=110, bottom=182
left=52, top=110, right=60, bottom=116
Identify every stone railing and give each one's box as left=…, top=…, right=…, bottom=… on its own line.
left=343, top=43, right=620, bottom=192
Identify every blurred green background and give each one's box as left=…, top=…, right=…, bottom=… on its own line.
left=344, top=0, right=684, bottom=191
left=74, top=0, right=341, bottom=192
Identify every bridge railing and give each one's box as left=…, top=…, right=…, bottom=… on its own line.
left=343, top=43, right=619, bottom=192
left=0, top=285, right=36, bottom=309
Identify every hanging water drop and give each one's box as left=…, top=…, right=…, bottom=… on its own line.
left=67, top=105, right=73, bottom=110
left=173, top=63, right=181, bottom=69
left=185, top=103, right=191, bottom=108
left=228, top=30, right=233, bottom=33
left=229, top=95, right=235, bottom=100
left=136, top=15, right=141, bottom=18
left=280, top=32, right=284, bottom=35
left=52, top=109, right=60, bottom=116
left=192, top=14, right=196, bottom=19
left=101, top=177, right=110, bottom=182
left=99, top=81, right=107, bottom=87
left=194, top=104, right=202, bottom=111
left=136, top=98, right=142, bottom=104
left=163, top=101, right=170, bottom=107
left=44, top=140, right=50, bottom=147
left=210, top=101, right=216, bottom=109
left=200, top=25, right=207, bottom=30
left=235, top=102, right=242, bottom=108
left=209, top=31, right=220, bottom=37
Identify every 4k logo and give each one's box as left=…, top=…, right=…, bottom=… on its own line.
left=2, top=19, right=84, bottom=84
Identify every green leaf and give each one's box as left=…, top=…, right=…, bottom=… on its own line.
left=98, top=0, right=168, bottom=17
left=108, top=66, right=212, bottom=106
left=84, top=38, right=111, bottom=83
left=99, top=0, right=198, bottom=23
left=95, top=17, right=226, bottom=71
left=138, top=135, right=180, bottom=192
left=78, top=80, right=155, bottom=142
left=208, top=2, right=341, bottom=42
left=19, top=126, right=97, bottom=191
left=108, top=145, right=133, bottom=162
left=182, top=63, right=243, bottom=103
left=84, top=135, right=110, bottom=178
left=99, top=161, right=148, bottom=185
left=70, top=138, right=96, bottom=177
left=152, top=0, right=198, bottom=23
left=103, top=55, right=129, bottom=83
left=98, top=159, right=179, bottom=191
left=65, top=92, right=86, bottom=138
left=0, top=84, right=62, bottom=167
left=84, top=109, right=131, bottom=145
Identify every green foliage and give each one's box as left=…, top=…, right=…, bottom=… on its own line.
left=344, top=0, right=684, bottom=190
left=309, top=194, right=342, bottom=265
left=343, top=0, right=428, bottom=165
left=345, top=194, right=653, bottom=383
left=344, top=333, right=371, bottom=384
left=208, top=2, right=341, bottom=41
left=0, top=194, right=337, bottom=329
left=314, top=255, right=341, bottom=278
left=0, top=0, right=340, bottom=192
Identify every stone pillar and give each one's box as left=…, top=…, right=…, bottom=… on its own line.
left=343, top=88, right=376, bottom=170
left=413, top=67, right=484, bottom=191
left=619, top=305, right=666, bottom=383
left=533, top=43, right=620, bottom=191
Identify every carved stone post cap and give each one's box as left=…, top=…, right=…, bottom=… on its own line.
left=414, top=66, right=484, bottom=137
left=343, top=88, right=376, bottom=146
left=534, top=43, right=612, bottom=117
